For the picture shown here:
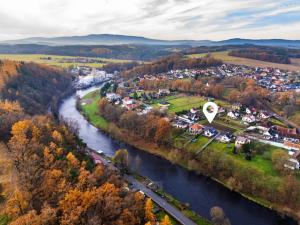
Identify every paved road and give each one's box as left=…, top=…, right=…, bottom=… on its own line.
left=88, top=148, right=197, bottom=225
left=125, top=175, right=197, bottom=225
left=246, top=135, right=292, bottom=150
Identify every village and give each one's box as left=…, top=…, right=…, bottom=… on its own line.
left=140, top=64, right=300, bottom=92
left=100, top=62, right=300, bottom=171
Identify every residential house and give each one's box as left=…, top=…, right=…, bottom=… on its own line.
left=227, top=111, right=240, bottom=120
left=218, top=133, right=234, bottom=143
left=218, top=107, right=226, bottom=115
left=106, top=93, right=121, bottom=102
left=187, top=108, right=200, bottom=121
left=189, top=123, right=204, bottom=135
left=284, top=158, right=300, bottom=170
left=242, top=115, right=256, bottom=124
left=258, top=111, right=271, bottom=120
left=271, top=126, right=299, bottom=139
left=232, top=103, right=242, bottom=111
left=158, top=89, right=170, bottom=96
left=245, top=108, right=252, bottom=114
left=203, top=127, right=218, bottom=137
left=122, top=97, right=134, bottom=106
left=173, top=121, right=188, bottom=129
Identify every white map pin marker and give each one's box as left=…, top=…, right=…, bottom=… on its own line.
left=203, top=102, right=218, bottom=123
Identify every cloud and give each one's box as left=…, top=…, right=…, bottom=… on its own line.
left=0, top=0, right=299, bottom=41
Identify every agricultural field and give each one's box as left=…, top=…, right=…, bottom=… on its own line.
left=187, top=51, right=300, bottom=71
left=0, top=54, right=131, bottom=68
left=80, top=91, right=108, bottom=130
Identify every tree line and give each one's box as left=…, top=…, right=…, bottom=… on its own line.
left=229, top=48, right=291, bottom=64
left=0, top=60, right=173, bottom=225
left=0, top=99, right=172, bottom=225
left=96, top=97, right=300, bottom=212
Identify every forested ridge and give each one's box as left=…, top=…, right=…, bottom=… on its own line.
left=0, top=44, right=184, bottom=60
left=0, top=60, right=72, bottom=115
left=229, top=47, right=292, bottom=64
left=0, top=60, right=157, bottom=225
left=122, top=54, right=222, bottom=78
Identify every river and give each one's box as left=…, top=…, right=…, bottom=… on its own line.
left=58, top=86, right=297, bottom=225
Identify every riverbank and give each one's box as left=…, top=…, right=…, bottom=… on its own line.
left=79, top=90, right=211, bottom=225
left=78, top=90, right=300, bottom=224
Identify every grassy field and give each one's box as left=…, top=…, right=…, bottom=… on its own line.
left=80, top=91, right=108, bottom=130
left=151, top=95, right=231, bottom=113
left=0, top=54, right=131, bottom=68
left=188, top=51, right=300, bottom=71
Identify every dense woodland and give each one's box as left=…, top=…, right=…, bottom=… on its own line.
left=0, top=44, right=186, bottom=60
left=122, top=54, right=222, bottom=78
left=0, top=60, right=160, bottom=225
left=0, top=60, right=72, bottom=115
left=185, top=45, right=300, bottom=62
left=229, top=48, right=292, bottom=64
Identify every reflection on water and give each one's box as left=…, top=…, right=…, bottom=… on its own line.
left=59, top=86, right=297, bottom=225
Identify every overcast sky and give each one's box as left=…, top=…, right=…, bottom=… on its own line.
left=0, top=0, right=300, bottom=41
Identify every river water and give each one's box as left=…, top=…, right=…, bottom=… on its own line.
left=58, top=86, right=297, bottom=225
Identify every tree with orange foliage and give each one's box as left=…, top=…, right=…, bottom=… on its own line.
left=52, top=130, right=63, bottom=143
left=66, top=152, right=80, bottom=168
left=155, top=118, right=171, bottom=146
left=228, top=90, right=241, bottom=103
left=59, top=188, right=97, bottom=225
left=160, top=215, right=172, bottom=225
left=145, top=198, right=155, bottom=224
left=0, top=100, right=25, bottom=141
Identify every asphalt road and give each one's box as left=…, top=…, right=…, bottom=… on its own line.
left=89, top=149, right=197, bottom=225
left=125, top=175, right=197, bottom=225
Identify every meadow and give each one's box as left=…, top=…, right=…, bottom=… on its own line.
left=151, top=95, right=231, bottom=113
left=0, top=54, right=131, bottom=68
left=188, top=51, right=300, bottom=71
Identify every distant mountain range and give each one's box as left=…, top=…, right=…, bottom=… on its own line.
left=1, top=34, right=300, bottom=48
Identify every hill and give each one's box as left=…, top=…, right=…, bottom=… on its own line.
left=0, top=44, right=185, bottom=60
left=1, top=34, right=212, bottom=46
left=0, top=60, right=72, bottom=115
left=1, top=34, right=300, bottom=48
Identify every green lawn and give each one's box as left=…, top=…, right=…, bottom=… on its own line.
left=210, top=141, right=280, bottom=177
left=81, top=94, right=108, bottom=130
left=168, top=96, right=206, bottom=113
left=151, top=95, right=231, bottom=114
left=0, top=54, right=131, bottom=68
left=186, top=136, right=211, bottom=153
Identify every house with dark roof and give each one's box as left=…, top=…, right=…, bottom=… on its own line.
left=203, top=127, right=218, bottom=137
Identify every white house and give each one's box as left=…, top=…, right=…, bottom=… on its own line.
left=219, top=133, right=234, bottom=143
left=245, top=108, right=252, bottom=114
left=284, top=158, right=300, bottom=170
left=242, top=115, right=256, bottom=124
left=258, top=111, right=271, bottom=120
left=106, top=93, right=121, bottom=102
left=227, top=111, right=240, bottom=120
